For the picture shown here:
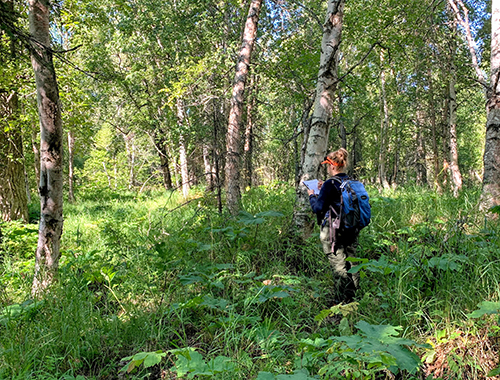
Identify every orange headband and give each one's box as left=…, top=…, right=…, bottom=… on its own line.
left=321, top=157, right=343, bottom=167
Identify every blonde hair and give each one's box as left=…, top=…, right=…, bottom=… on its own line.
left=325, top=148, right=348, bottom=170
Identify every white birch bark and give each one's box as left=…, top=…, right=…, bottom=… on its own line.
left=177, top=98, right=190, bottom=198
left=448, top=0, right=500, bottom=209
left=448, top=62, right=463, bottom=197
left=225, top=0, right=262, bottom=215
left=67, top=130, right=75, bottom=202
left=482, top=0, right=500, bottom=210
left=294, top=0, right=345, bottom=235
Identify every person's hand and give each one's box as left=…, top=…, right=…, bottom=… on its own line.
left=307, top=189, right=314, bottom=196
left=318, top=180, right=323, bottom=190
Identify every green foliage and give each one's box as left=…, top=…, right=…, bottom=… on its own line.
left=1, top=186, right=499, bottom=379
left=467, top=301, right=500, bottom=319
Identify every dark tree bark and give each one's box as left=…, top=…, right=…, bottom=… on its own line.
left=32, top=123, right=41, bottom=188
left=29, top=0, right=64, bottom=295
left=0, top=91, right=29, bottom=222
left=243, top=74, right=257, bottom=189
left=225, top=0, right=262, bottom=215
left=153, top=131, right=173, bottom=190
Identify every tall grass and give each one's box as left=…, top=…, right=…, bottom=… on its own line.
left=0, top=184, right=499, bottom=379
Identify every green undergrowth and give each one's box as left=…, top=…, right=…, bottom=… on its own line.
left=0, top=184, right=499, bottom=379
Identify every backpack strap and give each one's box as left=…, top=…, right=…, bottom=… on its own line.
left=327, top=175, right=349, bottom=252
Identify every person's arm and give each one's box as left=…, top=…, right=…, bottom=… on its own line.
left=309, top=180, right=334, bottom=214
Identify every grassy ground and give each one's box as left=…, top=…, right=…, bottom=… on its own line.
left=0, top=184, right=499, bottom=379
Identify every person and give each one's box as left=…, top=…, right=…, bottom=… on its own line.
left=307, top=148, right=359, bottom=304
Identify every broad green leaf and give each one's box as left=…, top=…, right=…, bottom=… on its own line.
left=143, top=351, right=166, bottom=368
left=207, top=355, right=235, bottom=373
left=488, top=366, right=500, bottom=376
left=467, top=301, right=500, bottom=318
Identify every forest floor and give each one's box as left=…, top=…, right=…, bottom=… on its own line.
left=1, top=184, right=499, bottom=379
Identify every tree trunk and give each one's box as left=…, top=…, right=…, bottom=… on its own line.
left=297, top=94, right=315, bottom=186
left=29, top=0, right=64, bottom=295
left=212, top=99, right=223, bottom=214
left=294, top=0, right=345, bottom=236
left=67, top=130, right=75, bottom=202
left=0, top=91, right=29, bottom=222
left=122, top=132, right=136, bottom=190
left=378, top=50, right=391, bottom=189
left=153, top=133, right=173, bottom=190
left=176, top=98, right=190, bottom=198
left=203, top=144, right=214, bottom=192
left=482, top=0, right=500, bottom=211
left=243, top=74, right=256, bottom=189
left=448, top=40, right=463, bottom=197
left=32, top=124, right=41, bottom=188
left=428, top=69, right=442, bottom=191
left=225, top=0, right=262, bottom=215
left=447, top=0, right=499, bottom=209
left=415, top=110, right=428, bottom=186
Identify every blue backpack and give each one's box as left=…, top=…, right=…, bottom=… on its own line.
left=332, top=176, right=371, bottom=231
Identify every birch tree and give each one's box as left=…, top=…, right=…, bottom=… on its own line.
left=294, top=0, right=345, bottom=235
left=226, top=0, right=262, bottom=215
left=448, top=0, right=500, bottom=210
left=29, top=0, right=64, bottom=295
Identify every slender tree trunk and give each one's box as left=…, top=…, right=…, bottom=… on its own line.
left=176, top=98, right=190, bottom=198
left=338, top=94, right=347, bottom=149
left=428, top=70, right=442, bottom=191
left=212, top=99, right=223, bottom=214
left=415, top=110, right=428, bottom=186
left=448, top=81, right=462, bottom=196
left=153, top=133, right=173, bottom=190
left=203, top=144, right=214, bottom=191
left=448, top=0, right=499, bottom=209
left=67, top=130, right=75, bottom=202
left=294, top=0, right=345, bottom=236
left=32, top=124, right=40, bottom=188
left=441, top=95, right=450, bottom=189
left=298, top=94, right=315, bottom=186
left=243, top=74, right=256, bottom=189
left=0, top=91, right=29, bottom=222
left=29, top=0, right=64, bottom=295
left=225, top=0, right=262, bottom=215
left=448, top=40, right=463, bottom=197
left=481, top=0, right=500, bottom=211
left=122, top=132, right=136, bottom=190
left=378, top=50, right=391, bottom=189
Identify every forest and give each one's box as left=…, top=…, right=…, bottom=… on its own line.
left=1, top=0, right=500, bottom=378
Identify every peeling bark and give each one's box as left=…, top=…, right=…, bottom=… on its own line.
left=29, top=0, right=64, bottom=295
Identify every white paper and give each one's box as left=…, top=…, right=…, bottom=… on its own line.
left=303, top=179, right=320, bottom=195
